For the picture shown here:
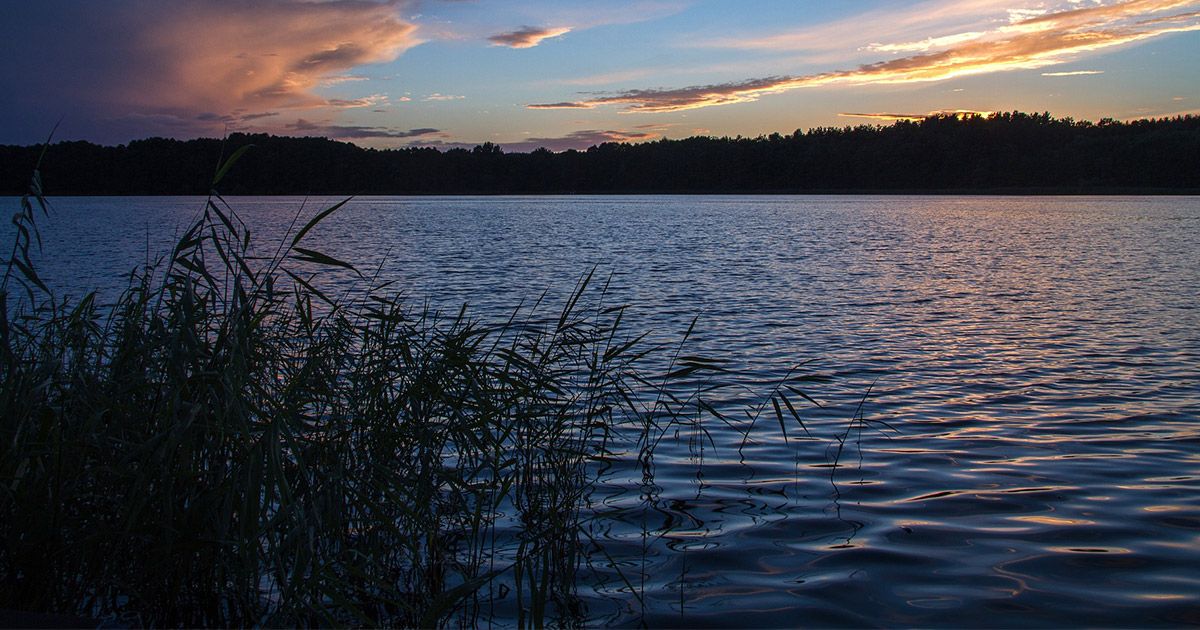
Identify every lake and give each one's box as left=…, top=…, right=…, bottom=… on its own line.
left=5, top=195, right=1199, bottom=626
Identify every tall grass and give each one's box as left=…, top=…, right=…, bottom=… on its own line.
left=0, top=148, right=822, bottom=626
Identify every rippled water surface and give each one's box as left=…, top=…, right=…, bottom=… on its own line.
left=9, top=195, right=1200, bottom=626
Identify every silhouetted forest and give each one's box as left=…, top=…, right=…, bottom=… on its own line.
left=2, top=112, right=1198, bottom=195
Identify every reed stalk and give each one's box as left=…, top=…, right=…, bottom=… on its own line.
left=0, top=146, right=826, bottom=626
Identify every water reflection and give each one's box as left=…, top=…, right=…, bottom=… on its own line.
left=4, top=194, right=1199, bottom=626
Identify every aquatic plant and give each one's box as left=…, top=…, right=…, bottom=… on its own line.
left=0, top=146, right=823, bottom=626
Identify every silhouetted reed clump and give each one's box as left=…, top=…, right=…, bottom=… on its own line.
left=0, top=148, right=823, bottom=626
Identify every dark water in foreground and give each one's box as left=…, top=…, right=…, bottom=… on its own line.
left=7, top=195, right=1200, bottom=626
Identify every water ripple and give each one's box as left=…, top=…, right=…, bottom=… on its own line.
left=5, top=194, right=1199, bottom=626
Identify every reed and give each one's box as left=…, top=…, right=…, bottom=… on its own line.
left=0, top=147, right=822, bottom=626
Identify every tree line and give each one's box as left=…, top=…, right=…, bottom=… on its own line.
left=2, top=111, right=1198, bottom=195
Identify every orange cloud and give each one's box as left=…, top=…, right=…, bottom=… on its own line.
left=533, top=0, right=1200, bottom=113
left=705, top=0, right=1017, bottom=52
left=488, top=26, right=571, bottom=48
left=106, top=1, right=419, bottom=119
left=1041, top=70, right=1105, bottom=76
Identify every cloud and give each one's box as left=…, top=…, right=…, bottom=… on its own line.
left=532, top=0, right=1200, bottom=113
left=239, top=111, right=281, bottom=122
left=1, top=0, right=420, bottom=141
left=424, top=93, right=466, bottom=101
left=529, top=76, right=796, bottom=111
left=407, top=129, right=662, bottom=152
left=839, top=109, right=995, bottom=121
left=488, top=26, right=571, bottom=48
left=502, top=129, right=659, bottom=152
left=192, top=110, right=281, bottom=125
left=499, top=1, right=684, bottom=37
left=1041, top=70, right=1106, bottom=75
left=403, top=126, right=667, bottom=153
left=838, top=113, right=927, bottom=122
left=120, top=1, right=418, bottom=115
left=527, top=101, right=596, bottom=109
left=426, top=1, right=682, bottom=49
left=703, top=0, right=1017, bottom=52
left=1007, top=7, right=1051, bottom=24
left=1136, top=107, right=1200, bottom=118
left=318, top=74, right=372, bottom=87
left=401, top=139, right=479, bottom=150
left=327, top=94, right=390, bottom=109
left=289, top=119, right=442, bottom=140
left=865, top=31, right=986, bottom=53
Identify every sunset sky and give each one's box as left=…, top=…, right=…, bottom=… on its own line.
left=2, top=0, right=1198, bottom=150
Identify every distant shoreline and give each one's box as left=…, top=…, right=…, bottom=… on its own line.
left=4, top=112, right=1198, bottom=196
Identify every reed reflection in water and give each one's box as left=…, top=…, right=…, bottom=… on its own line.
left=4, top=194, right=1198, bottom=626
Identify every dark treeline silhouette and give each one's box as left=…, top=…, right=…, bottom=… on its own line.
left=2, top=111, right=1198, bottom=195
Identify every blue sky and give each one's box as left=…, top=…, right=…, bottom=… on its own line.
left=1, top=0, right=1198, bottom=150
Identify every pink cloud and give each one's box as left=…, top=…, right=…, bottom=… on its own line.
left=488, top=26, right=571, bottom=48
left=1041, top=70, right=1106, bottom=76
left=127, top=2, right=418, bottom=114
left=19, top=0, right=422, bottom=140
left=703, top=0, right=1016, bottom=52
left=531, top=0, right=1200, bottom=113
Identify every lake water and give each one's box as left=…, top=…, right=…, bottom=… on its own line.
left=5, top=195, right=1200, bottom=626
